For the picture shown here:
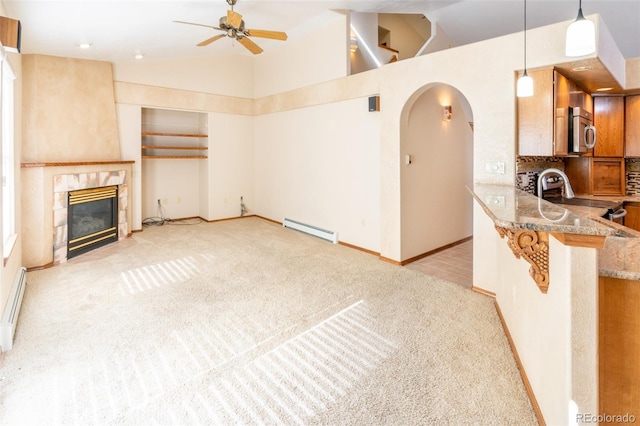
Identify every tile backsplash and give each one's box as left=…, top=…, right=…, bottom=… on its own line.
left=516, top=156, right=565, bottom=195
left=627, top=159, right=640, bottom=195
left=516, top=156, right=640, bottom=196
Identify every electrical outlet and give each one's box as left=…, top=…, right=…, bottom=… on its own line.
left=485, top=162, right=505, bottom=174
left=484, top=195, right=505, bottom=207
left=162, top=198, right=168, bottom=205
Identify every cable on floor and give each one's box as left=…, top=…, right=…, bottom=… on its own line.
left=143, top=200, right=170, bottom=227
left=166, top=218, right=205, bottom=225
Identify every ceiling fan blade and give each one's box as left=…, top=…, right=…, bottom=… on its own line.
left=246, top=29, right=288, bottom=41
left=173, top=20, right=221, bottom=31
left=227, top=10, right=243, bottom=28
left=237, top=36, right=263, bottom=55
left=197, top=34, right=226, bottom=47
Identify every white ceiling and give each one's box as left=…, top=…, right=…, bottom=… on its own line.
left=3, top=0, right=639, bottom=63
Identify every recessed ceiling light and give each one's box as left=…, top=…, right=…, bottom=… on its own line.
left=134, top=52, right=144, bottom=59
left=596, top=87, right=613, bottom=92
left=77, top=43, right=92, bottom=49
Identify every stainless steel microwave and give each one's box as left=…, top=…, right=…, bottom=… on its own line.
left=569, top=107, right=597, bottom=154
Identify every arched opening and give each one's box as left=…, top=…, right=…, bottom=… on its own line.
left=400, top=83, right=474, bottom=288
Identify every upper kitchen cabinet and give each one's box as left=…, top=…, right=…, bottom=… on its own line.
left=594, top=96, right=624, bottom=157
left=626, top=95, right=640, bottom=157
left=518, top=68, right=589, bottom=156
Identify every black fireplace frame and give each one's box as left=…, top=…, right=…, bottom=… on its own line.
left=67, top=185, right=118, bottom=259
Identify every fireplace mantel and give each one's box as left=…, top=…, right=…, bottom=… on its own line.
left=22, top=160, right=135, bottom=168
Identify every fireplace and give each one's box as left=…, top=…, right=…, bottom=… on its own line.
left=49, top=168, right=130, bottom=265
left=19, top=162, right=132, bottom=268
left=67, top=185, right=118, bottom=259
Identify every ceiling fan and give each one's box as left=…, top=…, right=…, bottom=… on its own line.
left=174, top=0, right=288, bottom=55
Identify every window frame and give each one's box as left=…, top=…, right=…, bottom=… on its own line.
left=1, top=47, right=17, bottom=264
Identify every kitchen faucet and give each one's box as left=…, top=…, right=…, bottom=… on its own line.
left=537, top=168, right=575, bottom=199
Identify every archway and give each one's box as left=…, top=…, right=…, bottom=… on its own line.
left=399, top=83, right=474, bottom=281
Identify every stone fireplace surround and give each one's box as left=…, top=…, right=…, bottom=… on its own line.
left=21, top=161, right=134, bottom=269
left=53, top=170, right=129, bottom=264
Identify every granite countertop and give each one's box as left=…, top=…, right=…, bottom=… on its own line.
left=469, top=184, right=640, bottom=280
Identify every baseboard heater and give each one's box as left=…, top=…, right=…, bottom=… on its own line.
left=283, top=218, right=338, bottom=244
left=1, top=267, right=27, bottom=352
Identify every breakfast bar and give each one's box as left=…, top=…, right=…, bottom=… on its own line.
left=469, top=183, right=639, bottom=421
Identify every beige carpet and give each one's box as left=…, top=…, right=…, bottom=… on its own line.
left=0, top=217, right=537, bottom=425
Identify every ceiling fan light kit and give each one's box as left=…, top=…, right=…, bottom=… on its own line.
left=565, top=0, right=596, bottom=57
left=174, top=0, right=287, bottom=55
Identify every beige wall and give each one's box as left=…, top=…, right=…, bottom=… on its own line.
left=116, top=104, right=142, bottom=228
left=627, top=57, right=640, bottom=89
left=493, top=224, right=598, bottom=422
left=22, top=55, right=120, bottom=162
left=113, top=55, right=255, bottom=98
left=207, top=112, right=254, bottom=220
left=253, top=12, right=349, bottom=98
left=253, top=96, right=381, bottom=250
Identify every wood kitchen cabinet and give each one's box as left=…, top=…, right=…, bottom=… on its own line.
left=518, top=68, right=590, bottom=156
left=594, top=96, right=625, bottom=157
left=565, top=156, right=625, bottom=196
left=625, top=95, right=640, bottom=157
left=591, top=157, right=625, bottom=195
left=518, top=68, right=572, bottom=156
left=624, top=202, right=640, bottom=232
left=599, top=276, right=640, bottom=416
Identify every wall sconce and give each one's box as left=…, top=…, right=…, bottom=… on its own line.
left=442, top=105, right=453, bottom=121
left=350, top=36, right=358, bottom=52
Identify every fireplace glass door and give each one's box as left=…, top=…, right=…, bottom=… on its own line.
left=67, top=185, right=118, bottom=259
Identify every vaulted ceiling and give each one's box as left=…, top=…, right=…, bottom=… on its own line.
left=4, top=0, right=639, bottom=63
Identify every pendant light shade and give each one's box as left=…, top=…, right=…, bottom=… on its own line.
left=517, top=0, right=533, bottom=97
left=517, top=71, right=534, bottom=97
left=565, top=0, right=596, bottom=56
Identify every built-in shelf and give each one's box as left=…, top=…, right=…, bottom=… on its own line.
left=141, top=144, right=208, bottom=160
left=141, top=145, right=207, bottom=150
left=141, top=117, right=208, bottom=159
left=142, top=155, right=207, bottom=159
left=140, top=107, right=210, bottom=220
left=141, top=131, right=208, bottom=138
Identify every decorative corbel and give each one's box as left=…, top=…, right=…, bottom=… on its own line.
left=495, top=225, right=549, bottom=293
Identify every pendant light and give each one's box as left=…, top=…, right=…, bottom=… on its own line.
left=517, top=0, right=533, bottom=97
left=565, top=0, right=596, bottom=56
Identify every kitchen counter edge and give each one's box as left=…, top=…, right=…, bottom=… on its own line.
left=468, top=184, right=640, bottom=281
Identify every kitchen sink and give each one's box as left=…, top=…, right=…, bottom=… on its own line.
left=543, top=197, right=621, bottom=209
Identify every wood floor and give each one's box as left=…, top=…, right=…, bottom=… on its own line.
left=404, top=239, right=473, bottom=289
